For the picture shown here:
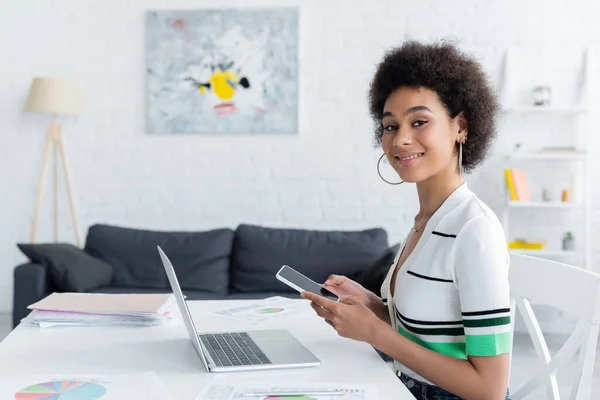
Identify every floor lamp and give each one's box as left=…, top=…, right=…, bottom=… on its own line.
left=25, top=77, right=83, bottom=247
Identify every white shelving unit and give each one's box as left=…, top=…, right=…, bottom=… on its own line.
left=499, top=48, right=593, bottom=270
left=509, top=249, right=578, bottom=257
left=507, top=152, right=586, bottom=161
left=507, top=201, right=584, bottom=209
left=502, top=106, right=587, bottom=114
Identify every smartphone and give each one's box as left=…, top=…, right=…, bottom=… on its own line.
left=276, top=265, right=339, bottom=301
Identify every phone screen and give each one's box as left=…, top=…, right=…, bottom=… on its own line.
left=277, top=265, right=339, bottom=301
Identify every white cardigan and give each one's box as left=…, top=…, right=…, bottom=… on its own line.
left=380, top=183, right=512, bottom=383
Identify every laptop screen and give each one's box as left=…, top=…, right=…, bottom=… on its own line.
left=157, top=246, right=209, bottom=370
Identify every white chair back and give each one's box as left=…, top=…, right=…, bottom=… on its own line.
left=509, top=253, right=600, bottom=400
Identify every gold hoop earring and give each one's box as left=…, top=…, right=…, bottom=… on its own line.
left=377, top=153, right=404, bottom=185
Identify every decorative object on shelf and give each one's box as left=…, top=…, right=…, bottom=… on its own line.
left=514, top=143, right=522, bottom=152
left=561, top=188, right=572, bottom=202
left=25, top=77, right=83, bottom=247
left=145, top=7, right=299, bottom=134
left=562, top=231, right=575, bottom=251
left=508, top=239, right=546, bottom=250
left=542, top=189, right=553, bottom=202
left=532, top=85, right=552, bottom=106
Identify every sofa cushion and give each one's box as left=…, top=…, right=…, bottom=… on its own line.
left=225, top=291, right=303, bottom=300
left=351, top=243, right=400, bottom=297
left=87, top=286, right=225, bottom=301
left=84, top=224, right=234, bottom=295
left=17, top=243, right=113, bottom=292
left=231, top=224, right=389, bottom=293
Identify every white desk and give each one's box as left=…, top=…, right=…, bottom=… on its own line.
left=0, top=300, right=414, bottom=399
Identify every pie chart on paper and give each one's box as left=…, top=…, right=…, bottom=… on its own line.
left=14, top=380, right=107, bottom=399
left=257, top=307, right=284, bottom=314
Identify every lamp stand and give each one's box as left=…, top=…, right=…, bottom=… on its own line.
left=30, top=115, right=82, bottom=247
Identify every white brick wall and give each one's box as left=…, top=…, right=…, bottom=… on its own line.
left=1, top=0, right=600, bottom=314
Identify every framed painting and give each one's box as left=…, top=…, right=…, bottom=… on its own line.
left=145, top=8, right=299, bottom=134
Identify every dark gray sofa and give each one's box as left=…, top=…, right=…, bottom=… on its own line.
left=13, top=223, right=398, bottom=329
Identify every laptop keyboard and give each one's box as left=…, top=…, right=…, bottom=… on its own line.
left=199, top=332, right=272, bottom=367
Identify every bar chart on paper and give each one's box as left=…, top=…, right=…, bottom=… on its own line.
left=15, top=380, right=106, bottom=399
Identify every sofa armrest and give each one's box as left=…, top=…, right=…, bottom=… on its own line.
left=12, top=263, right=53, bottom=328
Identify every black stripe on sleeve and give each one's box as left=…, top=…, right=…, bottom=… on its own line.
left=397, top=310, right=463, bottom=326
left=432, top=231, right=457, bottom=238
left=399, top=319, right=465, bottom=336
left=407, top=270, right=453, bottom=283
left=462, top=308, right=511, bottom=317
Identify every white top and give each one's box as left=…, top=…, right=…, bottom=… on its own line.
left=381, top=183, right=512, bottom=384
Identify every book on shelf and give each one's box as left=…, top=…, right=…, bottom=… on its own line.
left=504, top=169, right=517, bottom=201
left=508, top=239, right=546, bottom=250
left=504, top=168, right=530, bottom=201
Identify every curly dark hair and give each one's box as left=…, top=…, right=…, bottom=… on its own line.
left=368, top=39, right=500, bottom=173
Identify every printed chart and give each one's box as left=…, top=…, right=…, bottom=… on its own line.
left=264, top=397, right=314, bottom=400
left=239, top=389, right=368, bottom=400
left=1, top=372, right=168, bottom=400
left=213, top=296, right=310, bottom=324
left=195, top=384, right=377, bottom=400
left=256, top=308, right=284, bottom=314
left=15, top=380, right=106, bottom=399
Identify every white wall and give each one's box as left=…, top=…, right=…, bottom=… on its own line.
left=1, top=0, right=599, bottom=316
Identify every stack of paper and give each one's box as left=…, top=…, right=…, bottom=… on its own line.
left=21, top=292, right=175, bottom=328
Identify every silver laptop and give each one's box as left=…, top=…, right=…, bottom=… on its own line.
left=157, top=246, right=321, bottom=372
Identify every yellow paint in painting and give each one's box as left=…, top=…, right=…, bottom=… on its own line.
left=208, top=70, right=240, bottom=100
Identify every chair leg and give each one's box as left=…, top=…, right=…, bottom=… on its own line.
left=569, top=324, right=599, bottom=400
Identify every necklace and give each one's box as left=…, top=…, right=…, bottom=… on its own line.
left=411, top=214, right=432, bottom=233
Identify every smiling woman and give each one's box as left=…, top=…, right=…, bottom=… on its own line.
left=303, top=39, right=512, bottom=400
left=369, top=40, right=500, bottom=176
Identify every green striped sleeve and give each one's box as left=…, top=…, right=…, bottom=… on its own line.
left=463, top=309, right=512, bottom=356
left=453, top=216, right=513, bottom=357
left=465, top=332, right=512, bottom=356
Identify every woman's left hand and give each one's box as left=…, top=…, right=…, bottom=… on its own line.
left=301, top=291, right=384, bottom=343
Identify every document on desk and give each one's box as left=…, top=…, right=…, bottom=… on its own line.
left=0, top=371, right=171, bottom=400
left=28, top=292, right=174, bottom=315
left=212, top=296, right=312, bottom=324
left=22, top=309, right=175, bottom=328
left=195, top=383, right=378, bottom=400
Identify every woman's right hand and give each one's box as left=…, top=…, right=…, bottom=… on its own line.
left=322, top=274, right=367, bottom=298
left=323, top=275, right=389, bottom=323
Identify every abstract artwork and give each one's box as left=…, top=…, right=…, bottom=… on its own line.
left=145, top=8, right=299, bottom=134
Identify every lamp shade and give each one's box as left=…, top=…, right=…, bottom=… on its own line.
left=25, top=78, right=83, bottom=115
